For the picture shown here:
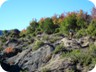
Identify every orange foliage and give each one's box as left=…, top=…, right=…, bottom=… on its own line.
left=21, top=29, right=26, bottom=33
left=76, top=10, right=87, bottom=20
left=40, top=18, right=45, bottom=22
left=58, top=13, right=65, bottom=24
left=52, top=14, right=58, bottom=24
left=4, top=47, right=14, bottom=54
left=91, top=7, right=96, bottom=20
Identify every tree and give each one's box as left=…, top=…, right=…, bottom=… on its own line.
left=76, top=10, right=88, bottom=29
left=91, top=7, right=96, bottom=20
left=52, top=14, right=58, bottom=24
left=60, top=12, right=77, bottom=34
left=58, top=13, right=65, bottom=24
left=27, top=19, right=39, bottom=35
left=39, top=18, right=55, bottom=34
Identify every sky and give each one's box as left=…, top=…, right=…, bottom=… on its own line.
left=0, top=0, right=94, bottom=30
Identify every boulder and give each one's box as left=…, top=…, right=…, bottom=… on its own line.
left=60, top=38, right=79, bottom=49
left=78, top=36, right=90, bottom=48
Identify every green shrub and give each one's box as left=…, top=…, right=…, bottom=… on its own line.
left=53, top=43, right=64, bottom=54
left=87, top=20, right=96, bottom=37
left=54, top=28, right=60, bottom=33
left=26, top=20, right=39, bottom=35
left=62, top=47, right=96, bottom=67
left=33, top=40, right=44, bottom=51
left=76, top=28, right=87, bottom=38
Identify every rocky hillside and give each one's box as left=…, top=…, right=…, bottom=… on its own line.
left=0, top=32, right=96, bottom=72
left=0, top=9, right=96, bottom=72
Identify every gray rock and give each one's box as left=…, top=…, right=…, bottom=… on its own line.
left=6, top=44, right=54, bottom=72
left=60, top=38, right=80, bottom=49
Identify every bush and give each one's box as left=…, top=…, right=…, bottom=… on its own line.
left=76, top=28, right=87, bottom=38
left=26, top=20, right=39, bottom=35
left=33, top=40, right=44, bottom=51
left=61, top=45, right=96, bottom=67
left=54, top=28, right=60, bottom=33
left=71, top=51, right=92, bottom=66
left=87, top=20, right=96, bottom=37
left=35, top=28, right=43, bottom=35
left=53, top=43, right=64, bottom=54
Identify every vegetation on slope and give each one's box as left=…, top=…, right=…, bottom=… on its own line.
left=0, top=7, right=96, bottom=72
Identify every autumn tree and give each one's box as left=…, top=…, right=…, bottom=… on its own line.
left=60, top=12, right=77, bottom=34
left=52, top=14, right=58, bottom=24
left=76, top=10, right=88, bottom=29
left=91, top=7, right=96, bottom=20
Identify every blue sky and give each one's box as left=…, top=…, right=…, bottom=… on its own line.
left=0, top=0, right=94, bottom=30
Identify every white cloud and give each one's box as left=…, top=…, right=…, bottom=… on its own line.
left=0, top=0, right=7, bottom=8
left=89, top=0, right=96, bottom=7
